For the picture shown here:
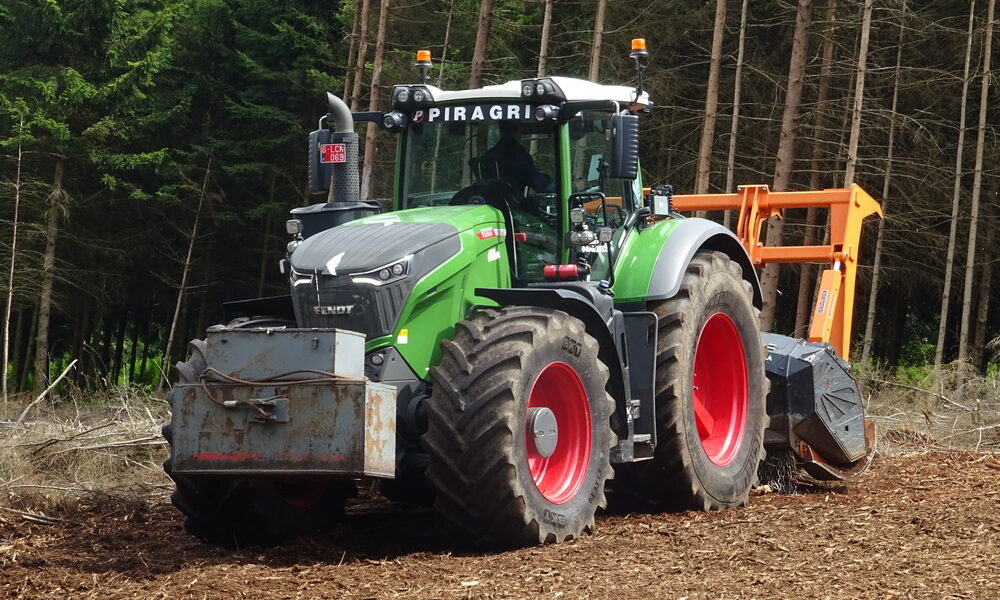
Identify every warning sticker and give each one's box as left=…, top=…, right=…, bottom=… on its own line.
left=477, top=227, right=507, bottom=240
left=816, top=290, right=829, bottom=315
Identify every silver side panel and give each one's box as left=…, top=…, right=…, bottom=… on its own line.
left=646, top=218, right=762, bottom=306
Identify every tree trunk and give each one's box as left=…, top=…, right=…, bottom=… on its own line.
left=18, top=301, right=37, bottom=392
left=759, top=0, right=814, bottom=331
left=937, top=1, right=978, bottom=366
left=138, top=319, right=152, bottom=385
left=343, top=3, right=361, bottom=104
left=3, top=115, right=25, bottom=405
left=972, top=204, right=993, bottom=370
left=361, top=0, right=392, bottom=202
left=10, top=308, right=25, bottom=394
left=99, top=311, right=115, bottom=383
left=74, top=301, right=92, bottom=387
left=587, top=0, right=608, bottom=82
left=694, top=0, right=728, bottom=208
left=126, top=313, right=140, bottom=384
left=842, top=0, right=874, bottom=187
left=112, top=309, right=128, bottom=385
left=349, top=0, right=373, bottom=112
left=537, top=0, right=554, bottom=77
left=793, top=0, right=838, bottom=337
left=34, top=158, right=66, bottom=393
left=724, top=0, right=750, bottom=203
left=469, top=0, right=495, bottom=88
left=860, top=0, right=905, bottom=364
left=160, top=156, right=212, bottom=390
left=437, top=0, right=456, bottom=86
left=959, top=0, right=995, bottom=362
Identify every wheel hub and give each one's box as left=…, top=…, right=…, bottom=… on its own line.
left=527, top=407, right=559, bottom=458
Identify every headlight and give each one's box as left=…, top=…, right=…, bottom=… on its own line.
left=382, top=111, right=407, bottom=131
left=285, top=219, right=303, bottom=235
left=396, top=88, right=409, bottom=103
left=534, top=105, right=559, bottom=122
left=535, top=82, right=546, bottom=96
left=522, top=83, right=534, bottom=97
left=412, top=89, right=426, bottom=103
left=350, top=256, right=412, bottom=286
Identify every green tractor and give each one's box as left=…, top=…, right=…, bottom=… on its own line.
left=163, top=43, right=876, bottom=548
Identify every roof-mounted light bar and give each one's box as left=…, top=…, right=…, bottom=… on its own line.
left=519, top=77, right=566, bottom=103
left=391, top=84, right=435, bottom=112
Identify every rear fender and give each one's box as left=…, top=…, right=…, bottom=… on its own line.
left=647, top=218, right=762, bottom=307
left=613, top=218, right=761, bottom=308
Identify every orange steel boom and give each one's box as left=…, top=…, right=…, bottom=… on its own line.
left=669, top=184, right=883, bottom=359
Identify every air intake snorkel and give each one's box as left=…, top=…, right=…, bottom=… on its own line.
left=308, top=92, right=361, bottom=202
left=294, top=93, right=378, bottom=242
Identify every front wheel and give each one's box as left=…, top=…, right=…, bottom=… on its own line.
left=423, top=307, right=615, bottom=547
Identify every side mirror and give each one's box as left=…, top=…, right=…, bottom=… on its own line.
left=610, top=113, right=639, bottom=180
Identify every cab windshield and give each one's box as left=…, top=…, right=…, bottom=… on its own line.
left=401, top=117, right=559, bottom=209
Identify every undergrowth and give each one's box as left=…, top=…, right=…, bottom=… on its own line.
left=857, top=360, right=1000, bottom=455
left=0, top=384, right=170, bottom=509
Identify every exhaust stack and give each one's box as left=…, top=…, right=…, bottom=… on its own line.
left=308, top=92, right=360, bottom=201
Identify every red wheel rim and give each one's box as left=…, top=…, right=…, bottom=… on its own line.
left=275, top=482, right=324, bottom=509
left=526, top=362, right=592, bottom=504
left=692, top=312, right=748, bottom=467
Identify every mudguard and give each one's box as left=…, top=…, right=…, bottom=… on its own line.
left=646, top=218, right=762, bottom=307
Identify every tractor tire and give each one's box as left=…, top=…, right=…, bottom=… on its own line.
left=423, top=307, right=615, bottom=547
left=162, top=338, right=353, bottom=548
left=615, top=250, right=767, bottom=511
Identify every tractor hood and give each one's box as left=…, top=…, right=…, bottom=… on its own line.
left=290, top=221, right=459, bottom=275
left=287, top=205, right=506, bottom=341
left=289, top=205, right=503, bottom=275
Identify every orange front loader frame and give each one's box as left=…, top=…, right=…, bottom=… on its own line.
left=668, top=184, right=883, bottom=359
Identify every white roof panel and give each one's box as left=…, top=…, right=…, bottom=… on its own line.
left=421, top=76, right=651, bottom=108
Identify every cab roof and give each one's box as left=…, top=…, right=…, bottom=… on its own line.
left=418, top=76, right=652, bottom=108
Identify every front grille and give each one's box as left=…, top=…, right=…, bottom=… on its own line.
left=291, top=273, right=413, bottom=339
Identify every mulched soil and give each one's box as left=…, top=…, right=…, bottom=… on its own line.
left=2, top=451, right=999, bottom=599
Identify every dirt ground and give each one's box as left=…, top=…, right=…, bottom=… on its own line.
left=2, top=451, right=999, bottom=600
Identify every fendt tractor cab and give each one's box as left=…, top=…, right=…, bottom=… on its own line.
left=163, top=41, right=880, bottom=548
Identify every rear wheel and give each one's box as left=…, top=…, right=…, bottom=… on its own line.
left=423, top=307, right=614, bottom=546
left=616, top=251, right=767, bottom=510
left=163, top=338, right=353, bottom=548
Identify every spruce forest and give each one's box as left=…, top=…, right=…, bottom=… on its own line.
left=1, top=0, right=998, bottom=396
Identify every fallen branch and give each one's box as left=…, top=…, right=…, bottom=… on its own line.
left=857, top=376, right=971, bottom=411
left=0, top=506, right=61, bottom=525
left=14, top=359, right=78, bottom=428
left=42, top=436, right=165, bottom=457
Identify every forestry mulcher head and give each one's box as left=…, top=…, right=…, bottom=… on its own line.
left=761, top=333, right=875, bottom=480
